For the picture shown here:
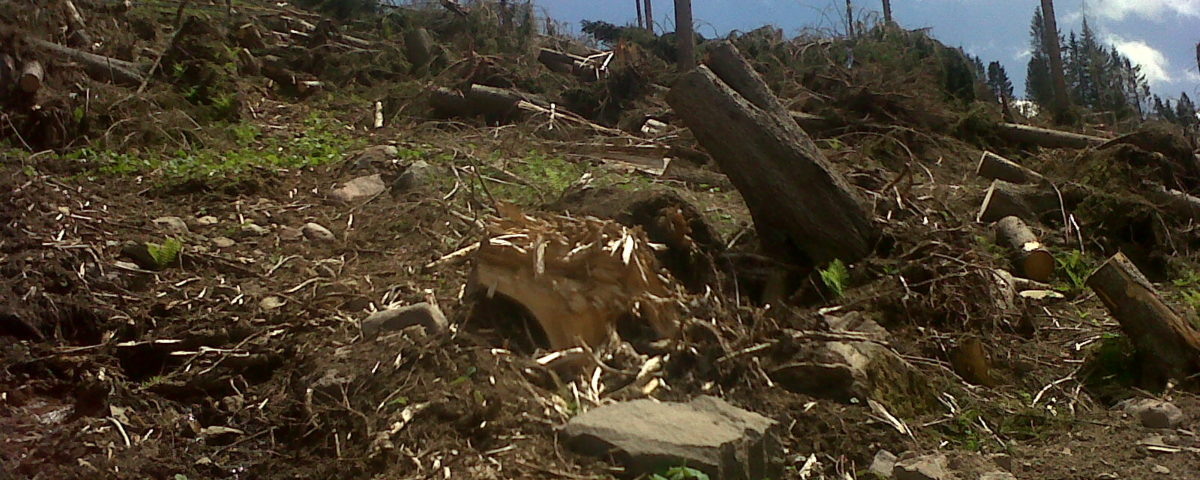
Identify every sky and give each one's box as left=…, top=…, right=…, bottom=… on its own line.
left=532, top=0, right=1200, bottom=101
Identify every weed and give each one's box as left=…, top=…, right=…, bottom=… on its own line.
left=147, top=237, right=183, bottom=269
left=1054, top=250, right=1094, bottom=293
left=486, top=151, right=587, bottom=205
left=650, top=466, right=709, bottom=480
left=819, top=259, right=851, bottom=298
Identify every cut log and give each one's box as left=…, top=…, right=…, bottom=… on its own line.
left=996, top=122, right=1108, bottom=149
left=1087, top=252, right=1200, bottom=384
left=537, top=48, right=602, bottom=80
left=976, top=179, right=1063, bottom=223
left=26, top=38, right=144, bottom=86
left=235, top=23, right=267, bottom=50
left=976, top=151, right=1046, bottom=184
left=667, top=63, right=878, bottom=265
left=993, top=216, right=1054, bottom=282
left=18, top=60, right=44, bottom=93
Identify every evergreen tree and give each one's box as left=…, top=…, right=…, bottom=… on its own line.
left=1025, top=7, right=1055, bottom=104
left=986, top=61, right=1014, bottom=104
left=1177, top=93, right=1198, bottom=131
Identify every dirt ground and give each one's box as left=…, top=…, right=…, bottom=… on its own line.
left=4, top=1, right=1200, bottom=480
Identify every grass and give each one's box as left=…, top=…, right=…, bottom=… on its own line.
left=484, top=150, right=588, bottom=206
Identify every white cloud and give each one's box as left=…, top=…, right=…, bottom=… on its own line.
left=1014, top=48, right=1032, bottom=61
left=1092, top=0, right=1200, bottom=21
left=1105, top=35, right=1174, bottom=85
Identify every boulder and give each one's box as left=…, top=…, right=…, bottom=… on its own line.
left=393, top=160, right=434, bottom=193
left=562, top=396, right=780, bottom=479
left=1121, top=398, right=1185, bottom=429
left=361, top=303, right=448, bottom=338
left=331, top=174, right=387, bottom=203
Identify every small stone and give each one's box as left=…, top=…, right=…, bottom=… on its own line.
left=241, top=223, right=270, bottom=237
left=362, top=303, right=448, bottom=337
left=393, top=160, right=433, bottom=193
left=1152, top=465, right=1171, bottom=474
left=196, top=215, right=219, bottom=226
left=1122, top=398, right=1185, bottom=429
left=212, top=237, right=236, bottom=248
left=331, top=174, right=387, bottom=203
left=153, top=216, right=189, bottom=234
left=562, top=396, right=780, bottom=479
left=345, top=145, right=399, bottom=170
left=869, top=450, right=898, bottom=478
left=893, top=453, right=950, bottom=480
left=302, top=222, right=335, bottom=242
left=260, top=296, right=285, bottom=310
left=278, top=226, right=304, bottom=242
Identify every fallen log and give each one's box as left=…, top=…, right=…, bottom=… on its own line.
left=26, top=38, right=145, bottom=86
left=440, top=0, right=468, bottom=16
left=1087, top=252, right=1200, bottom=385
left=18, top=60, right=44, bottom=93
left=976, top=179, right=1063, bottom=223
left=994, top=216, right=1054, bottom=282
left=976, top=151, right=1046, bottom=185
left=667, top=58, right=878, bottom=264
left=430, top=84, right=622, bottom=134
left=996, top=122, right=1108, bottom=149
left=537, top=48, right=602, bottom=81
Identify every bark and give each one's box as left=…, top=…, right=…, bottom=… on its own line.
left=881, top=0, right=893, bottom=24
left=674, top=0, right=695, bottom=70
left=27, top=38, right=145, bottom=86
left=1087, top=252, right=1200, bottom=385
left=643, top=0, right=654, bottom=34
left=996, top=122, right=1107, bottom=149
left=975, top=151, right=1046, bottom=184
left=636, top=0, right=644, bottom=30
left=667, top=65, right=879, bottom=265
left=18, top=60, right=44, bottom=94
left=706, top=41, right=791, bottom=120
left=994, top=216, right=1054, bottom=282
left=976, top=179, right=1062, bottom=223
left=1040, top=0, right=1071, bottom=123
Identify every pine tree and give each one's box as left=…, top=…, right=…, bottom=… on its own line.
left=1025, top=7, right=1055, bottom=105
left=986, top=61, right=1014, bottom=105
left=1177, top=93, right=1198, bottom=131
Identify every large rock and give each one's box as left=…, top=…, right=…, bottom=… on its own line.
left=361, top=303, right=447, bottom=338
left=870, top=450, right=898, bottom=478
left=562, top=396, right=780, bottom=479
left=893, top=453, right=951, bottom=480
left=331, top=174, right=387, bottom=203
left=1121, top=398, right=1185, bottom=429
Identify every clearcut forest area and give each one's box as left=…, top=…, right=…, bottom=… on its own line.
left=4, top=0, right=1200, bottom=479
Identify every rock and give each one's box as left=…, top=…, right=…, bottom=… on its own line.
left=980, top=472, right=1016, bottom=480
left=361, top=303, right=448, bottom=337
left=241, top=223, right=270, bottom=237
left=893, top=453, right=951, bottom=480
left=212, top=236, right=236, bottom=248
left=120, top=241, right=158, bottom=270
left=260, top=296, right=285, bottom=310
left=393, top=160, right=433, bottom=192
left=153, top=216, right=189, bottom=234
left=561, top=396, right=780, bottom=480
left=869, top=450, right=898, bottom=478
left=302, top=222, right=335, bottom=242
left=196, top=215, right=219, bottom=226
left=331, top=174, right=387, bottom=203
left=345, top=145, right=399, bottom=171
left=278, top=226, right=304, bottom=242
left=986, top=454, right=1013, bottom=472
left=1152, top=464, right=1171, bottom=474
left=1121, top=398, right=1185, bottom=429
left=770, top=339, right=927, bottom=409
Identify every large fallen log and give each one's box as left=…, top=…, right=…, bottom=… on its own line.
left=1088, top=252, right=1200, bottom=385
left=470, top=206, right=680, bottom=349
left=996, top=122, right=1108, bottom=149
left=667, top=62, right=878, bottom=264
left=26, top=38, right=144, bottom=86
left=976, top=151, right=1046, bottom=185
left=994, top=216, right=1054, bottom=282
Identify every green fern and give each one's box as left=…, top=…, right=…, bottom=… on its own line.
left=650, top=466, right=709, bottom=480
left=819, top=259, right=851, bottom=298
left=147, top=237, right=183, bottom=269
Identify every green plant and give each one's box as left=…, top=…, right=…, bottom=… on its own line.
left=819, top=259, right=851, bottom=298
left=1054, top=250, right=1094, bottom=293
left=147, top=237, right=183, bottom=269
left=650, top=466, right=709, bottom=480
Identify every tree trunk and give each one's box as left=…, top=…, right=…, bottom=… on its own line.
left=1088, top=252, right=1200, bottom=386
left=995, top=122, right=1107, bottom=149
left=975, top=151, right=1046, bottom=184
left=845, top=0, right=855, bottom=37
left=27, top=38, right=145, bottom=86
left=666, top=64, right=879, bottom=265
left=976, top=179, right=1067, bottom=223
left=64, top=0, right=93, bottom=48
left=881, top=0, right=892, bottom=24
left=706, top=41, right=791, bottom=120
left=994, top=216, right=1054, bottom=282
left=1040, top=0, right=1071, bottom=123
left=674, top=0, right=695, bottom=70
left=643, top=0, right=654, bottom=34
left=636, top=0, right=644, bottom=30
left=18, top=60, right=44, bottom=94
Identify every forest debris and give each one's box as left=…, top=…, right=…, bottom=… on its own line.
left=27, top=37, right=145, bottom=86
left=994, top=216, right=1054, bottom=282
left=976, top=179, right=1064, bottom=223
left=64, top=0, right=93, bottom=48
left=1087, top=252, right=1200, bottom=385
left=666, top=43, right=878, bottom=265
left=18, top=60, right=43, bottom=93
left=430, top=84, right=622, bottom=134
left=1144, top=182, right=1200, bottom=222
left=950, top=337, right=997, bottom=386
left=361, top=302, right=447, bottom=338
left=537, top=48, right=609, bottom=81
left=996, top=122, right=1108, bottom=149
left=469, top=205, right=680, bottom=349
left=975, top=151, right=1046, bottom=184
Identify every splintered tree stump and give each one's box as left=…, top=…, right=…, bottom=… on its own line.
left=666, top=48, right=878, bottom=265
left=976, top=151, right=1046, bottom=184
left=1087, top=252, right=1200, bottom=384
left=19, top=60, right=43, bottom=93
left=704, top=41, right=791, bottom=121
left=470, top=206, right=680, bottom=350
left=994, top=216, right=1054, bottom=282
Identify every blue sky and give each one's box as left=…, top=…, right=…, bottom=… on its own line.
left=534, top=0, right=1200, bottom=101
